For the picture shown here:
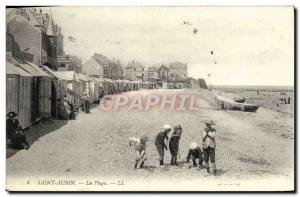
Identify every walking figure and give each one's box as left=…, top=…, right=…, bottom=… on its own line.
left=155, top=124, right=171, bottom=165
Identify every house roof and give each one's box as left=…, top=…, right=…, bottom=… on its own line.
left=89, top=76, right=105, bottom=83
left=77, top=73, right=95, bottom=82
left=169, top=61, right=187, bottom=69
left=92, top=54, right=111, bottom=66
left=148, top=66, right=158, bottom=72
left=7, top=8, right=59, bottom=37
left=45, top=15, right=55, bottom=36
left=126, top=61, right=144, bottom=69
left=158, top=65, right=169, bottom=72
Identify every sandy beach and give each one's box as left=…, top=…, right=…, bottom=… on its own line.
left=6, top=89, right=294, bottom=191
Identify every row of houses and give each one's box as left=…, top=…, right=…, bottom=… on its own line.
left=124, top=61, right=188, bottom=82
left=83, top=54, right=189, bottom=87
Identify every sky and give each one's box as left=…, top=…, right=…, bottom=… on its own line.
left=47, top=6, right=294, bottom=86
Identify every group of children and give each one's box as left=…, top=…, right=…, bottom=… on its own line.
left=129, top=120, right=217, bottom=175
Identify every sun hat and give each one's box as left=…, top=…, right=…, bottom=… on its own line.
left=174, top=125, right=182, bottom=130
left=190, top=142, right=198, bottom=150
left=140, top=135, right=148, bottom=142
left=206, top=120, right=216, bottom=125
left=7, top=112, right=18, bottom=118
left=163, top=124, right=172, bottom=130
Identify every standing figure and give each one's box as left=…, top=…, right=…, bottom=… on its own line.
left=155, top=124, right=172, bottom=165
left=63, top=96, right=71, bottom=120
left=82, top=92, right=91, bottom=113
left=69, top=102, right=76, bottom=120
left=6, top=112, right=29, bottom=150
left=169, top=125, right=183, bottom=166
left=129, top=135, right=149, bottom=169
left=202, top=120, right=217, bottom=175
left=186, top=142, right=203, bottom=168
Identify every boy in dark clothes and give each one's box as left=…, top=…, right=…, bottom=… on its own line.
left=169, top=125, right=183, bottom=166
left=186, top=142, right=203, bottom=168
left=155, top=124, right=171, bottom=165
left=202, top=120, right=217, bottom=175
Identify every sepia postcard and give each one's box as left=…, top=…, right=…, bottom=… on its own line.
left=5, top=6, right=295, bottom=192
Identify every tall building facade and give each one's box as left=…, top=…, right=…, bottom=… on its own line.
left=168, top=61, right=188, bottom=80
left=57, top=55, right=82, bottom=73
left=125, top=60, right=145, bottom=81
left=6, top=8, right=63, bottom=70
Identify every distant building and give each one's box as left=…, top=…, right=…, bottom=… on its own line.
left=82, top=54, right=108, bottom=78
left=169, top=61, right=188, bottom=80
left=82, top=53, right=123, bottom=79
left=6, top=8, right=63, bottom=70
left=125, top=60, right=145, bottom=81
left=110, top=62, right=124, bottom=80
left=157, top=64, right=169, bottom=81
left=145, top=66, right=158, bottom=82
left=57, top=54, right=82, bottom=73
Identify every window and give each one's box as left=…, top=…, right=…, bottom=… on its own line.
left=104, top=67, right=108, bottom=74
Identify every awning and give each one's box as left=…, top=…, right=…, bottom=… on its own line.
left=40, top=65, right=59, bottom=80
left=6, top=61, right=32, bottom=77
left=8, top=58, right=50, bottom=77
left=54, top=71, right=81, bottom=82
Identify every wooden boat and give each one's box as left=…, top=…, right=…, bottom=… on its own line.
left=215, top=95, right=259, bottom=112
left=234, top=98, right=246, bottom=103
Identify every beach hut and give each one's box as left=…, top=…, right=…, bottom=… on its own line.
left=132, top=81, right=139, bottom=90
left=79, top=74, right=99, bottom=103
left=40, top=65, right=66, bottom=118
left=77, top=73, right=90, bottom=95
left=24, top=61, right=53, bottom=119
left=122, top=80, right=129, bottom=92
left=9, top=58, right=53, bottom=120
left=116, top=80, right=123, bottom=93
left=89, top=76, right=104, bottom=103
left=6, top=60, right=33, bottom=129
left=54, top=71, right=82, bottom=108
left=104, top=78, right=114, bottom=95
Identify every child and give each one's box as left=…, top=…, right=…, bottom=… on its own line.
left=169, top=125, right=183, bottom=166
left=155, top=124, right=172, bottom=165
left=186, top=142, right=203, bottom=168
left=129, top=135, right=149, bottom=169
left=202, top=120, right=217, bottom=175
